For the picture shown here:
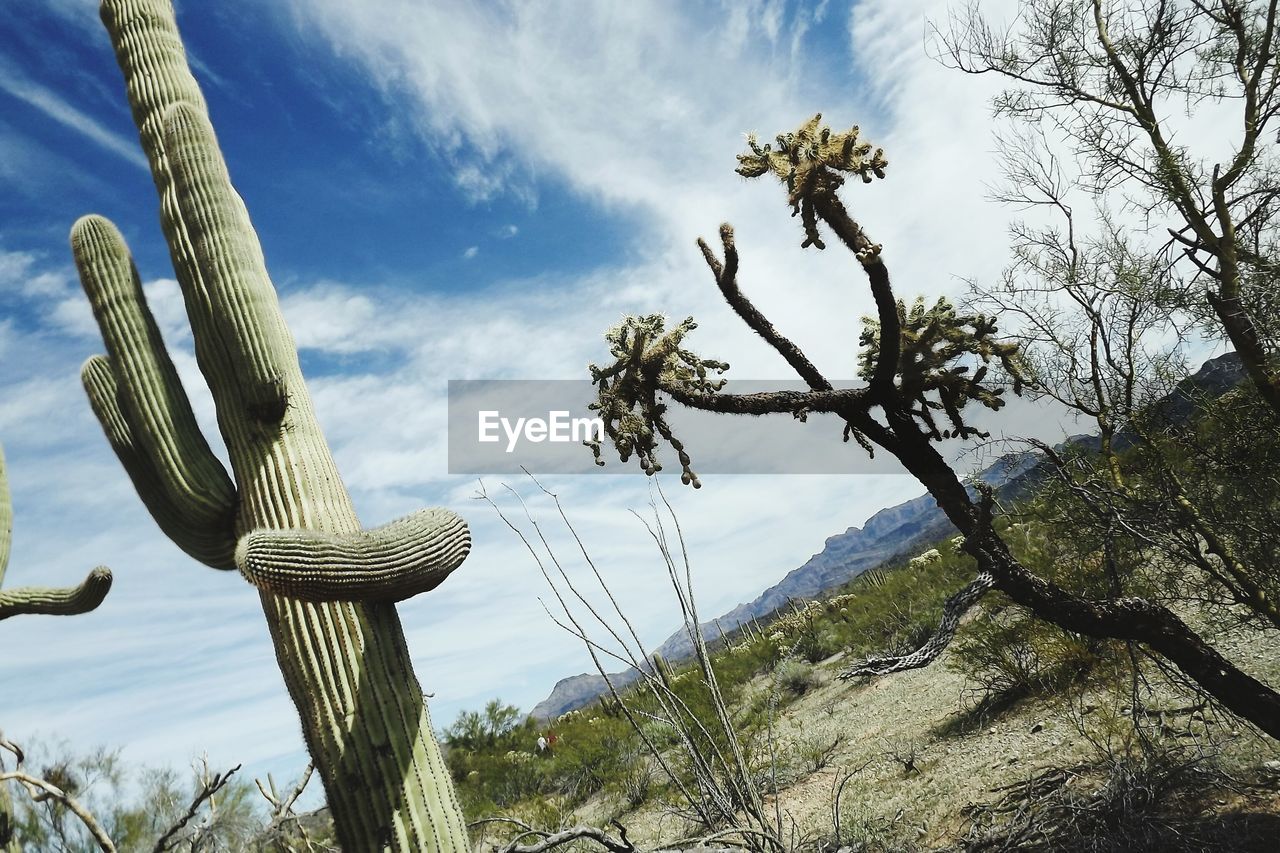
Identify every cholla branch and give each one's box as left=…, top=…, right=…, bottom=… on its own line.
left=587, top=314, right=728, bottom=487
left=697, top=224, right=829, bottom=391
left=589, top=116, right=1027, bottom=486
left=738, top=113, right=887, bottom=252
left=506, top=823, right=635, bottom=853
left=859, top=296, right=1029, bottom=440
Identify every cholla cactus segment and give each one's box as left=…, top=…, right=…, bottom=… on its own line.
left=0, top=444, right=113, bottom=622
left=859, top=296, right=1028, bottom=441
left=738, top=114, right=888, bottom=251
left=738, top=114, right=888, bottom=190
left=587, top=314, right=728, bottom=487
left=237, top=509, right=470, bottom=603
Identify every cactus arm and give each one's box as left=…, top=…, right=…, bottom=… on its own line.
left=160, top=101, right=310, bottom=422
left=0, top=568, right=114, bottom=621
left=0, top=446, right=112, bottom=621
left=80, top=356, right=237, bottom=568
left=72, top=215, right=238, bottom=569
left=237, top=510, right=470, bottom=603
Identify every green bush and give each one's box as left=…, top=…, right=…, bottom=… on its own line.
left=774, top=659, right=820, bottom=696
left=948, top=605, right=1105, bottom=704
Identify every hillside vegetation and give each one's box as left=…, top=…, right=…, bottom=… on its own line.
left=448, top=549, right=1280, bottom=850
left=452, top=383, right=1280, bottom=852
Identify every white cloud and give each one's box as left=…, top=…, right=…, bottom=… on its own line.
left=0, top=248, right=37, bottom=289
left=462, top=245, right=479, bottom=260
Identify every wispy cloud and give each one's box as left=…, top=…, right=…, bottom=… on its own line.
left=0, top=65, right=147, bottom=170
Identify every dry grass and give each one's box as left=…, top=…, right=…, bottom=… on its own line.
left=565, top=608, right=1280, bottom=852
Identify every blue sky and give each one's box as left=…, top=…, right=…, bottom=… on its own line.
left=0, top=0, right=1099, bottom=804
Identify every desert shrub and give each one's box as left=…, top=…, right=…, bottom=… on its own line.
left=948, top=605, right=1108, bottom=706
left=790, top=725, right=845, bottom=773
left=710, top=636, right=781, bottom=688
left=774, top=659, right=820, bottom=697
left=611, top=755, right=659, bottom=810
left=828, top=537, right=978, bottom=663
left=444, top=700, right=550, bottom=812
left=794, top=622, right=842, bottom=664
left=547, top=714, right=643, bottom=805
left=956, top=738, right=1275, bottom=852
left=767, top=600, right=843, bottom=664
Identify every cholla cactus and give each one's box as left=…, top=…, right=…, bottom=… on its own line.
left=859, top=296, right=1028, bottom=440
left=908, top=549, right=942, bottom=570
left=587, top=314, right=727, bottom=487
left=0, top=445, right=112, bottom=621
left=738, top=114, right=888, bottom=253
left=66, top=2, right=471, bottom=849
left=586, top=114, right=1026, bottom=488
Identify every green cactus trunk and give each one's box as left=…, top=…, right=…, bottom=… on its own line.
left=70, top=2, right=471, bottom=849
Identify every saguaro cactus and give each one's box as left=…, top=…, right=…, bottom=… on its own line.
left=69, top=1, right=472, bottom=849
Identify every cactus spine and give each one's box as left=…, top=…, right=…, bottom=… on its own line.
left=70, top=2, right=471, bottom=849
